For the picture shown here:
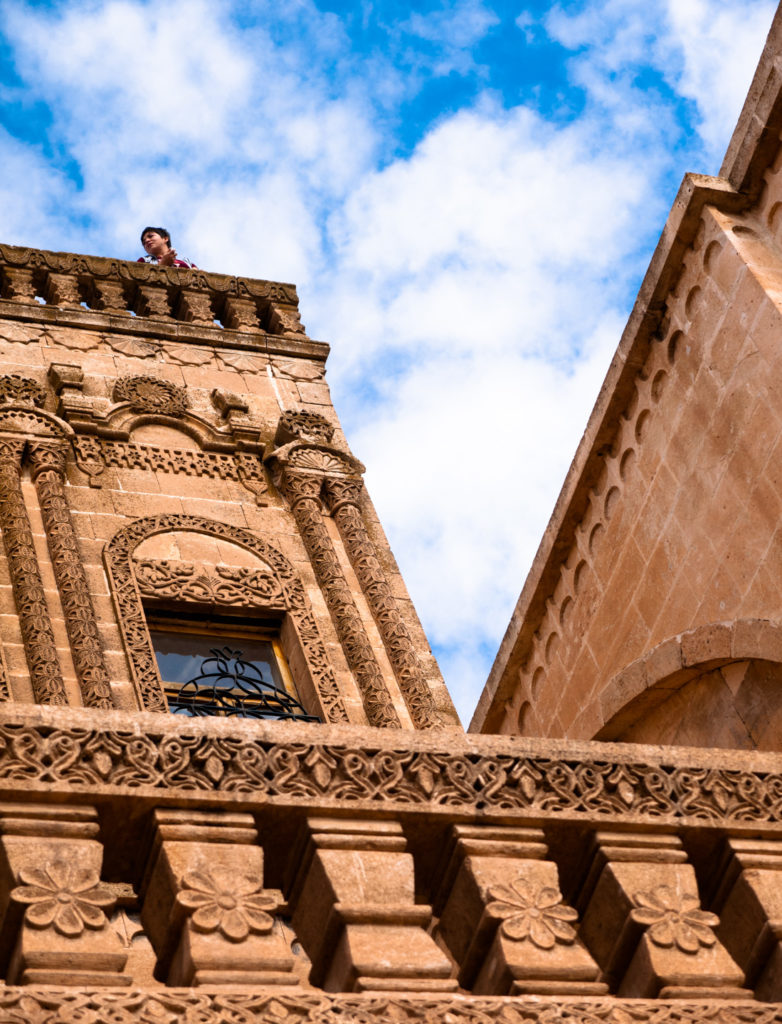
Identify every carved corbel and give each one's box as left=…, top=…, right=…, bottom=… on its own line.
left=288, top=817, right=456, bottom=992
left=435, top=825, right=605, bottom=996
left=269, top=302, right=307, bottom=337
left=711, top=837, right=782, bottom=999
left=0, top=803, right=127, bottom=985
left=576, top=831, right=747, bottom=998
left=140, top=809, right=297, bottom=987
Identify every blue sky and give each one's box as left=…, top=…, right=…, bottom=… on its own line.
left=0, top=0, right=777, bottom=725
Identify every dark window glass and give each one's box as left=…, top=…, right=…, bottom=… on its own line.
left=149, top=628, right=318, bottom=722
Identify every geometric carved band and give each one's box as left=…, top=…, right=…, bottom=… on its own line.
left=283, top=469, right=401, bottom=728
left=0, top=439, right=67, bottom=704
left=0, top=991, right=772, bottom=1023
left=29, top=441, right=114, bottom=709
left=324, top=477, right=439, bottom=729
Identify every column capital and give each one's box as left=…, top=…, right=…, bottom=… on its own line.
left=28, top=440, right=68, bottom=480
left=323, top=475, right=363, bottom=513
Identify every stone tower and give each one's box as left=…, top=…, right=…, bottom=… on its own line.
left=0, top=10, right=780, bottom=1024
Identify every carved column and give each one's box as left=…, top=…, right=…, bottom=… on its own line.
left=325, top=477, right=438, bottom=729
left=282, top=469, right=400, bottom=727
left=0, top=439, right=67, bottom=705
left=29, top=442, right=114, bottom=710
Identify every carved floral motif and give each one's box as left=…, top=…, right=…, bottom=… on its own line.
left=105, top=514, right=349, bottom=721
left=486, top=879, right=578, bottom=948
left=135, top=560, right=284, bottom=607
left=278, top=410, right=335, bottom=444
left=177, top=869, right=277, bottom=942
left=630, top=886, right=719, bottom=953
left=112, top=375, right=188, bottom=416
left=0, top=375, right=45, bottom=406
left=11, top=862, right=115, bottom=937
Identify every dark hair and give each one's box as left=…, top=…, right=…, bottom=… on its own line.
left=140, top=226, right=171, bottom=246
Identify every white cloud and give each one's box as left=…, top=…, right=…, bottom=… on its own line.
left=0, top=0, right=776, bottom=725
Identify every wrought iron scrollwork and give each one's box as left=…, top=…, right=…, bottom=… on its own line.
left=167, top=646, right=320, bottom=722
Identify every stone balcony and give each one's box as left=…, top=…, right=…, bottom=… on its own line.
left=0, top=704, right=778, bottom=1021
left=0, top=242, right=325, bottom=360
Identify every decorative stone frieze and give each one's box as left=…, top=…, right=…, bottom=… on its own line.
left=0, top=439, right=67, bottom=706
left=135, top=559, right=285, bottom=608
left=141, top=809, right=297, bottom=987
left=112, top=375, right=188, bottom=416
left=28, top=441, right=114, bottom=710
left=324, top=477, right=440, bottom=730
left=281, top=469, right=401, bottom=728
left=288, top=817, right=455, bottom=992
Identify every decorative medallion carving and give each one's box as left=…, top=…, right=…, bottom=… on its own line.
left=283, top=469, right=401, bottom=728
left=0, top=439, right=67, bottom=706
left=277, top=410, right=335, bottom=445
left=135, top=560, right=284, bottom=608
left=0, top=375, right=45, bottom=407
left=11, top=862, right=115, bottom=937
left=112, top=375, right=188, bottom=415
left=287, top=447, right=353, bottom=475
left=486, top=879, right=578, bottom=948
left=176, top=869, right=277, bottom=942
left=325, top=477, right=440, bottom=729
left=630, top=886, right=719, bottom=953
left=104, top=514, right=349, bottom=722
left=29, top=441, right=114, bottom=710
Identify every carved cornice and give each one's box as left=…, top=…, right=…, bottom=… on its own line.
left=0, top=991, right=774, bottom=1024
left=0, top=704, right=781, bottom=829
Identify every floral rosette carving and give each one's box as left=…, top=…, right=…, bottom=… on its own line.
left=112, top=374, right=188, bottom=416
left=630, top=885, right=719, bottom=953
left=11, top=862, right=115, bottom=937
left=176, top=869, right=278, bottom=942
left=486, top=878, right=578, bottom=949
left=0, top=374, right=45, bottom=407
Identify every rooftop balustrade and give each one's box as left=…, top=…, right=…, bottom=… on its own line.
left=0, top=243, right=313, bottom=346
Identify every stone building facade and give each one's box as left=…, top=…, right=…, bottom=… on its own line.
left=0, top=9, right=779, bottom=1024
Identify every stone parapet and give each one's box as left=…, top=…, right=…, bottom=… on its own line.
left=0, top=242, right=328, bottom=360
left=0, top=706, right=774, bottom=1002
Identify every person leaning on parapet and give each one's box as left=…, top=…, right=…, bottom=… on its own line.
left=138, top=226, right=197, bottom=268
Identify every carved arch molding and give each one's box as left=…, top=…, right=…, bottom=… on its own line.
left=104, top=514, right=350, bottom=722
